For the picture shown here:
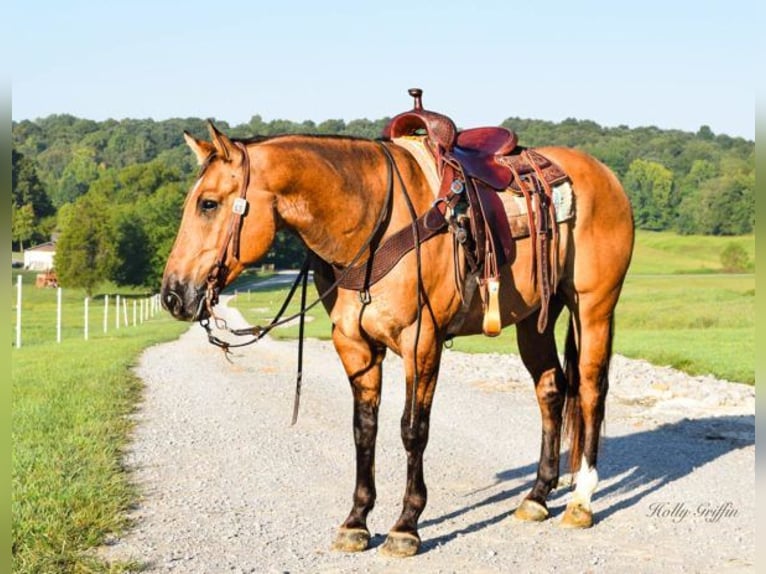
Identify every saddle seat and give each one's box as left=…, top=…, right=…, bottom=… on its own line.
left=383, top=89, right=517, bottom=190
left=453, top=127, right=517, bottom=190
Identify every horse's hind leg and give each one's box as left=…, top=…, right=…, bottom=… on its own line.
left=513, top=299, right=567, bottom=522
left=331, top=329, right=386, bottom=553
left=560, top=295, right=617, bottom=529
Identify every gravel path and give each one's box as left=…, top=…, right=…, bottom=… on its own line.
left=102, top=299, right=755, bottom=573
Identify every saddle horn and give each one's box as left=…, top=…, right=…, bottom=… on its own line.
left=408, top=88, right=424, bottom=110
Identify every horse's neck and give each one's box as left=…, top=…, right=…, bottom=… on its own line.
left=262, top=137, right=392, bottom=267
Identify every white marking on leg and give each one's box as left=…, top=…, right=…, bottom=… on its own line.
left=572, top=455, right=598, bottom=510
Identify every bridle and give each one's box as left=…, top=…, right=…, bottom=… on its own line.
left=202, top=140, right=251, bottom=317
left=197, top=138, right=412, bottom=424
left=199, top=139, right=401, bottom=346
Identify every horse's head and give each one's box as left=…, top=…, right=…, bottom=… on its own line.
left=161, top=122, right=277, bottom=321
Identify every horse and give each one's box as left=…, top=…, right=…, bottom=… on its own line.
left=160, top=116, right=634, bottom=557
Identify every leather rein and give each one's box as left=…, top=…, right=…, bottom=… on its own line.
left=198, top=139, right=434, bottom=425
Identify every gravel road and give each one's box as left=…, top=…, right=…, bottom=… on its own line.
left=102, top=299, right=755, bottom=573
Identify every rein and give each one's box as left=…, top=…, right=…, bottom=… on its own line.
left=199, top=139, right=400, bottom=424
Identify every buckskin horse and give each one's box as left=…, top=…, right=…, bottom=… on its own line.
left=160, top=91, right=634, bottom=557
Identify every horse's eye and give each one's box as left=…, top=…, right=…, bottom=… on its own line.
left=200, top=198, right=218, bottom=213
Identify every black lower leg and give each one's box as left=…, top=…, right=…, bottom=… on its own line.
left=342, top=400, right=378, bottom=531
left=391, top=413, right=429, bottom=534
left=527, top=368, right=566, bottom=504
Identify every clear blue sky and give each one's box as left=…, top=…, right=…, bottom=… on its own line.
left=10, top=0, right=755, bottom=139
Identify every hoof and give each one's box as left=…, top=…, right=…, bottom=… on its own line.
left=331, top=527, right=370, bottom=553
left=513, top=498, right=549, bottom=522
left=560, top=501, right=594, bottom=529
left=379, top=531, right=421, bottom=558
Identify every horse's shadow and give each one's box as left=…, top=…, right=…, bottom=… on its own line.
left=417, top=414, right=754, bottom=552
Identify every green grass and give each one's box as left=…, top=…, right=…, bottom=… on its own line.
left=628, top=230, right=755, bottom=274
left=11, top=270, right=167, bottom=348
left=12, top=272, right=188, bottom=573
left=230, top=231, right=755, bottom=384
left=613, top=274, right=754, bottom=383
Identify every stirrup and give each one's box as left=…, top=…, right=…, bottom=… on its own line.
left=481, top=277, right=502, bottom=337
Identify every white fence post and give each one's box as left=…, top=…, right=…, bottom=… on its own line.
left=56, top=287, right=62, bottom=343
left=133, top=300, right=137, bottom=326
left=104, top=295, right=109, bottom=333
left=15, top=275, right=22, bottom=348
left=115, top=295, right=120, bottom=329
left=84, top=297, right=89, bottom=340
left=139, top=299, right=144, bottom=324
left=123, top=298, right=129, bottom=327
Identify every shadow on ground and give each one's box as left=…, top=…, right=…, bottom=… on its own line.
left=418, top=414, right=754, bottom=552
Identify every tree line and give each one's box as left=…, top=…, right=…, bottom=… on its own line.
left=11, top=113, right=754, bottom=293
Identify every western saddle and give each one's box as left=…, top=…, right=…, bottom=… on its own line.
left=337, top=89, right=569, bottom=335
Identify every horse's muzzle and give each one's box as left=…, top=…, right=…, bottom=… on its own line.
left=160, top=275, right=207, bottom=321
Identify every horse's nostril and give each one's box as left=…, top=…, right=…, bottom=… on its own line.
left=162, top=289, right=184, bottom=314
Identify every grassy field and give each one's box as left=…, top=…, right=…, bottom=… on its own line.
left=229, top=230, right=755, bottom=384
left=11, top=270, right=164, bottom=347
left=11, top=271, right=188, bottom=573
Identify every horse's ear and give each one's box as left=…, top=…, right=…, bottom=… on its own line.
left=183, top=131, right=214, bottom=165
left=207, top=121, right=233, bottom=162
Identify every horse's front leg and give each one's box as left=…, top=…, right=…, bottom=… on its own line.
left=381, top=328, right=443, bottom=558
left=331, top=328, right=386, bottom=553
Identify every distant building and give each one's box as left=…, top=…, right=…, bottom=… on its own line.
left=23, top=241, right=56, bottom=270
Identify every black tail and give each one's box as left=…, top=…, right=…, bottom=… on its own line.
left=562, top=315, right=582, bottom=475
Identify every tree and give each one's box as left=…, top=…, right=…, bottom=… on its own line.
left=55, top=193, right=117, bottom=296
left=12, top=204, right=35, bottom=252
left=112, top=214, right=152, bottom=287
left=675, top=159, right=718, bottom=234
left=695, top=173, right=754, bottom=235
left=53, top=146, right=101, bottom=207
left=624, top=159, right=676, bottom=230
left=111, top=181, right=186, bottom=288
left=12, top=148, right=55, bottom=247
left=697, top=125, right=714, bottom=141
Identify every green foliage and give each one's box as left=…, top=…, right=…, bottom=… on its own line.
left=624, top=158, right=676, bottom=230
left=501, top=116, right=753, bottom=236
left=11, top=148, right=54, bottom=248
left=11, top=204, right=36, bottom=252
left=720, top=242, right=750, bottom=272
left=55, top=193, right=118, bottom=296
